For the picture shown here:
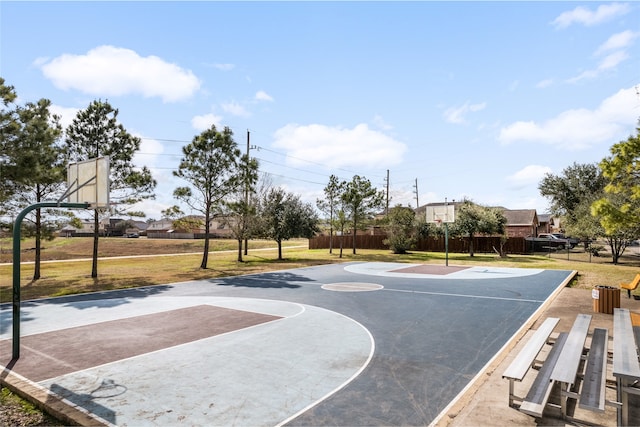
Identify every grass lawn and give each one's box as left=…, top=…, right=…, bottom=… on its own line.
left=1, top=236, right=640, bottom=303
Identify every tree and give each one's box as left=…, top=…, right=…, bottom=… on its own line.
left=589, top=123, right=640, bottom=263
left=591, top=192, right=638, bottom=264
left=334, top=209, right=349, bottom=259
left=257, top=187, right=319, bottom=260
left=173, top=125, right=243, bottom=269
left=342, top=175, right=385, bottom=254
left=65, top=100, right=156, bottom=277
left=596, top=123, right=640, bottom=228
left=538, top=162, right=606, bottom=244
left=11, top=99, right=66, bottom=279
left=0, top=78, right=20, bottom=210
left=316, top=175, right=345, bottom=254
left=449, top=199, right=506, bottom=257
left=539, top=162, right=606, bottom=217
left=383, top=205, right=418, bottom=254
left=161, top=205, right=204, bottom=232
left=224, top=153, right=259, bottom=262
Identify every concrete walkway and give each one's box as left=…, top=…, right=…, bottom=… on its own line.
left=438, top=286, right=640, bottom=427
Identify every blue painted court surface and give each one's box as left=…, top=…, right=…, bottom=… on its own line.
left=0, top=262, right=574, bottom=426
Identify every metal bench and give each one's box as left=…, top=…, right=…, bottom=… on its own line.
left=506, top=314, right=607, bottom=420
left=502, top=317, right=560, bottom=408
left=550, top=313, right=592, bottom=419
left=518, top=332, right=567, bottom=417
left=613, top=308, right=640, bottom=426
left=579, top=327, right=608, bottom=412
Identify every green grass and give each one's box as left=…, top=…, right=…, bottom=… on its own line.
left=1, top=237, right=639, bottom=303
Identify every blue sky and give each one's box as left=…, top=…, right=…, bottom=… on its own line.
left=2, top=1, right=639, bottom=220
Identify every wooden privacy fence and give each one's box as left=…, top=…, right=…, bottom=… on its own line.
left=309, top=235, right=529, bottom=254
left=147, top=232, right=228, bottom=239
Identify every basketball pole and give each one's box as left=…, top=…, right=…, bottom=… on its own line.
left=12, top=202, right=90, bottom=360
left=445, top=222, right=449, bottom=267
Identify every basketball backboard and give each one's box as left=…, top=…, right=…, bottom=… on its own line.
left=66, top=157, right=110, bottom=208
left=425, top=203, right=455, bottom=224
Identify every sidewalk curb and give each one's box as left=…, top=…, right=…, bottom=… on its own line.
left=1, top=367, right=113, bottom=427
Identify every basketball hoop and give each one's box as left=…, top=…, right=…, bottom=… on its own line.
left=435, top=219, right=442, bottom=228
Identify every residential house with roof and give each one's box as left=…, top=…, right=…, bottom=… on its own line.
left=501, top=209, right=540, bottom=238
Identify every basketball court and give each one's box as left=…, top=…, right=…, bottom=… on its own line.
left=1, top=261, right=575, bottom=426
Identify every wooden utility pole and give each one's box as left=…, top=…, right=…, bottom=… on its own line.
left=244, top=129, right=250, bottom=256
left=385, top=169, right=390, bottom=215
left=414, top=178, right=419, bottom=208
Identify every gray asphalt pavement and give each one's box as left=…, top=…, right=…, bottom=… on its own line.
left=0, top=262, right=573, bottom=426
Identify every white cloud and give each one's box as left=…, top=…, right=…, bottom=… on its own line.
left=255, top=90, right=274, bottom=102
left=498, top=86, right=638, bottom=150
left=212, top=63, right=235, bottom=71
left=191, top=113, right=223, bottom=131
left=50, top=104, right=79, bottom=130
left=568, top=30, right=636, bottom=83
left=272, top=123, right=407, bottom=169
left=598, top=50, right=629, bottom=71
left=566, top=51, right=629, bottom=83
left=221, top=101, right=250, bottom=117
left=507, top=165, right=553, bottom=189
left=39, top=45, right=201, bottom=102
left=372, top=114, right=393, bottom=131
left=133, top=136, right=164, bottom=169
left=595, top=30, right=639, bottom=55
left=536, top=79, right=554, bottom=89
left=552, top=3, right=631, bottom=29
left=443, top=101, right=487, bottom=124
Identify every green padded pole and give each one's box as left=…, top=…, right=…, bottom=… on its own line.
left=13, top=202, right=89, bottom=359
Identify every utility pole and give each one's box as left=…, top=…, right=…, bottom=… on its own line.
left=414, top=178, right=419, bottom=208
left=244, top=129, right=250, bottom=256
left=385, top=169, right=390, bottom=215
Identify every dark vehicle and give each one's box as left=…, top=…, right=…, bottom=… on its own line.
left=525, top=233, right=571, bottom=250
left=551, top=233, right=579, bottom=248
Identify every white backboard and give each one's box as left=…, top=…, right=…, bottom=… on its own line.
left=425, top=204, right=455, bottom=224
left=67, top=157, right=110, bottom=208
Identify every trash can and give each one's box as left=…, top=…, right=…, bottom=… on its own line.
left=592, top=285, right=620, bottom=314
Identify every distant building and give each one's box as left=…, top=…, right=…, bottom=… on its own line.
left=501, top=209, right=539, bottom=238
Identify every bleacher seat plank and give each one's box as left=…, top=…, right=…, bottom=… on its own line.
left=551, top=313, right=591, bottom=387
left=519, top=332, right=568, bottom=418
left=579, top=327, right=608, bottom=412
left=503, top=317, right=560, bottom=381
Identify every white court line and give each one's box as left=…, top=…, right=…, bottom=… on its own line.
left=275, top=312, right=376, bottom=427
left=344, top=262, right=543, bottom=279
left=383, top=287, right=545, bottom=304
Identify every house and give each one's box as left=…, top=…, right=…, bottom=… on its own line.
left=146, top=218, right=175, bottom=234
left=58, top=220, right=96, bottom=237
left=146, top=215, right=234, bottom=238
left=414, top=203, right=542, bottom=238
left=502, top=209, right=539, bottom=238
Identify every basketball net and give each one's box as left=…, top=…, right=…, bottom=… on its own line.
left=435, top=219, right=442, bottom=228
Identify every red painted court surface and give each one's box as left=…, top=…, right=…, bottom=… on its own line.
left=0, top=262, right=574, bottom=426
left=0, top=305, right=281, bottom=382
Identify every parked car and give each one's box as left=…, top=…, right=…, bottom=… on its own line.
left=525, top=233, right=571, bottom=250
left=126, top=232, right=139, bottom=238
left=551, top=233, right=579, bottom=248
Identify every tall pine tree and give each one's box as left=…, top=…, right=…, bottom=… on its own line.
left=65, top=100, right=156, bottom=277
left=173, top=125, right=245, bottom=269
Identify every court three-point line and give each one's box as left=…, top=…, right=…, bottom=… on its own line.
left=383, top=287, right=545, bottom=303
